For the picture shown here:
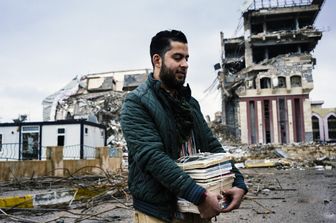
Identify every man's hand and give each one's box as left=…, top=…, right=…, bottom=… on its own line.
left=197, top=191, right=223, bottom=219
left=220, top=187, right=245, bottom=213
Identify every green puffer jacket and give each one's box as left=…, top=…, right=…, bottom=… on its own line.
left=120, top=74, right=247, bottom=222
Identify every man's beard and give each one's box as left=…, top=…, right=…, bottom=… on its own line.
left=159, top=63, right=185, bottom=90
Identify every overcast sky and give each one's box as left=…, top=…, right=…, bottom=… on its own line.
left=0, top=0, right=335, bottom=123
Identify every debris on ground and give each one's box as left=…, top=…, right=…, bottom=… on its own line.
left=0, top=169, right=130, bottom=223
left=219, top=142, right=336, bottom=170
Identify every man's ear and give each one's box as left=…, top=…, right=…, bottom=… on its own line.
left=152, top=54, right=162, bottom=68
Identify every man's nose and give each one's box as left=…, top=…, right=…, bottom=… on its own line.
left=180, top=59, right=188, bottom=68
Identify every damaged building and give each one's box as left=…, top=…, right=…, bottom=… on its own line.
left=218, top=0, right=326, bottom=144
left=311, top=101, right=336, bottom=142
left=42, top=69, right=151, bottom=146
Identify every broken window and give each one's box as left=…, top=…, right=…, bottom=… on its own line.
left=223, top=37, right=245, bottom=59
left=328, top=115, right=336, bottom=140
left=252, top=47, right=266, bottom=63
left=312, top=116, right=320, bottom=141
left=260, top=77, right=271, bottom=89
left=251, top=23, right=263, bottom=34
left=266, top=18, right=296, bottom=32
left=298, top=17, right=312, bottom=28
left=268, top=44, right=299, bottom=59
left=290, top=76, right=302, bottom=87
left=246, top=79, right=256, bottom=89
left=278, top=76, right=286, bottom=88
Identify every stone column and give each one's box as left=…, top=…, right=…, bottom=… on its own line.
left=272, top=100, right=279, bottom=144
left=239, top=101, right=248, bottom=144
left=96, top=147, right=109, bottom=172
left=46, top=146, right=64, bottom=177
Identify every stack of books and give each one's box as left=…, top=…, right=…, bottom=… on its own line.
left=176, top=153, right=235, bottom=214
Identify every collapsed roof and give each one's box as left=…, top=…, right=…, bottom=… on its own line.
left=42, top=69, right=151, bottom=146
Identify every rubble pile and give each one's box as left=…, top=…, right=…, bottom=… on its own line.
left=223, top=143, right=336, bottom=170
left=209, top=121, right=242, bottom=146
left=0, top=170, right=131, bottom=222
left=42, top=70, right=152, bottom=150
left=282, top=144, right=336, bottom=168
left=200, top=119, right=336, bottom=170
left=56, top=90, right=127, bottom=147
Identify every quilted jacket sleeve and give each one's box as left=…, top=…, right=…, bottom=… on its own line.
left=121, top=93, right=206, bottom=205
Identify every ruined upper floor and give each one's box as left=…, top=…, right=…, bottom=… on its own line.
left=222, top=0, right=324, bottom=78
left=244, top=0, right=325, bottom=35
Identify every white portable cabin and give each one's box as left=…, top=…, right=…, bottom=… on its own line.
left=0, top=120, right=106, bottom=160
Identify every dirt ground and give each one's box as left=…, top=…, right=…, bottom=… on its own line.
left=1, top=167, right=335, bottom=223
left=216, top=168, right=336, bottom=223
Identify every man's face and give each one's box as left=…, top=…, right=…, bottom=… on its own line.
left=159, top=41, right=189, bottom=90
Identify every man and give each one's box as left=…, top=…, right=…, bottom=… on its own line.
left=120, top=30, right=247, bottom=223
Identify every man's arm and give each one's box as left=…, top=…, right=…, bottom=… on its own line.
left=191, top=98, right=248, bottom=213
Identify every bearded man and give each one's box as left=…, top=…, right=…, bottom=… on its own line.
left=120, top=30, right=247, bottom=223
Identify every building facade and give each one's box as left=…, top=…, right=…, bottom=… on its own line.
left=311, top=101, right=336, bottom=142
left=219, top=0, right=325, bottom=144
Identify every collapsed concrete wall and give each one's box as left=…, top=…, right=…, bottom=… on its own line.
left=42, top=69, right=151, bottom=148
left=235, top=53, right=314, bottom=97
left=55, top=90, right=126, bottom=146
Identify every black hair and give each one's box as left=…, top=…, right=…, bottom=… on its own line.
left=150, top=30, right=188, bottom=67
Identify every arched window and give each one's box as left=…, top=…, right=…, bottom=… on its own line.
left=260, top=77, right=271, bottom=89
left=290, top=75, right=302, bottom=87
left=311, top=116, right=320, bottom=141
left=278, top=76, right=286, bottom=88
left=328, top=115, right=336, bottom=140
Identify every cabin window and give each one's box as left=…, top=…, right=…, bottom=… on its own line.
left=57, top=128, right=65, bottom=146
left=57, top=128, right=65, bottom=134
